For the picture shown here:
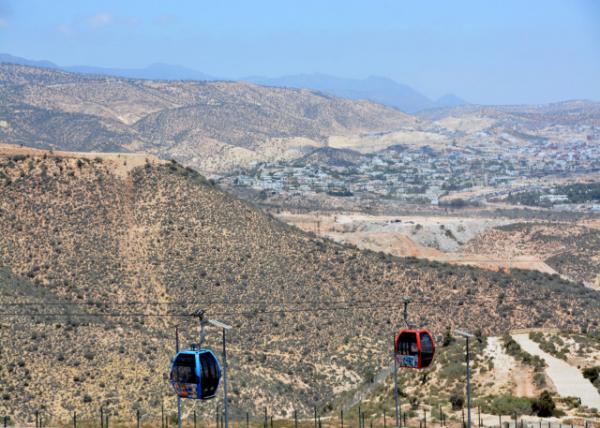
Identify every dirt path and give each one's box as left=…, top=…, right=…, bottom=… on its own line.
left=512, top=334, right=600, bottom=409
left=484, top=337, right=513, bottom=390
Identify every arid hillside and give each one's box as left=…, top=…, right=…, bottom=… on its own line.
left=462, top=222, right=600, bottom=288
left=1, top=146, right=599, bottom=425
left=0, top=63, right=413, bottom=173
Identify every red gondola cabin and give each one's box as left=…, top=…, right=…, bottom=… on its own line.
left=395, top=329, right=435, bottom=369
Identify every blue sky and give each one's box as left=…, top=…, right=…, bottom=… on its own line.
left=0, top=0, right=599, bottom=104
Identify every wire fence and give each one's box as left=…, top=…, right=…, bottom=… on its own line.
left=2, top=404, right=600, bottom=428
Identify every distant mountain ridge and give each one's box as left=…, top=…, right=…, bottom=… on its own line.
left=245, top=73, right=468, bottom=113
left=0, top=53, right=216, bottom=81
left=0, top=53, right=467, bottom=112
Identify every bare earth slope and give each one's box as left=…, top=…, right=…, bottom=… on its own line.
left=462, top=222, right=600, bottom=287
left=0, top=147, right=599, bottom=424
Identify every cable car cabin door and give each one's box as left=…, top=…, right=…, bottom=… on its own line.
left=199, top=351, right=221, bottom=399
left=395, top=330, right=420, bottom=368
left=170, top=352, right=201, bottom=399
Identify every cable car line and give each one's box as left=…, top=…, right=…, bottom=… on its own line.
left=0, top=296, right=400, bottom=307
left=0, top=295, right=541, bottom=323
left=0, top=301, right=425, bottom=317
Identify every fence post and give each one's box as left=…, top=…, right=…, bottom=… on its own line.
left=162, top=403, right=165, bottom=428
left=295, top=410, right=298, bottom=428
left=271, top=416, right=274, bottom=428
left=499, top=415, right=501, bottom=428
left=264, top=408, right=268, bottom=428
left=3, top=415, right=6, bottom=428
left=314, top=407, right=318, bottom=428
left=194, top=410, right=197, bottom=428
left=137, top=409, right=140, bottom=428
left=462, top=408, right=465, bottom=428
left=424, top=408, right=427, bottom=428
left=358, top=406, right=361, bottom=428
left=101, top=406, right=104, bottom=428
left=403, top=411, right=407, bottom=427
left=73, top=411, right=77, bottom=428
left=35, top=410, right=39, bottom=428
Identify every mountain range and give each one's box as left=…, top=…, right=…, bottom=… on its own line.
left=0, top=53, right=466, bottom=113
left=245, top=74, right=467, bottom=113
left=0, top=62, right=414, bottom=173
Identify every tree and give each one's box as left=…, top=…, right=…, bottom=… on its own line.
left=532, top=391, right=556, bottom=417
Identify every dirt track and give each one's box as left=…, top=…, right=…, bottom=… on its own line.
left=513, top=334, right=600, bottom=410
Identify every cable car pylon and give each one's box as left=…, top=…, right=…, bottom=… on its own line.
left=169, top=309, right=232, bottom=428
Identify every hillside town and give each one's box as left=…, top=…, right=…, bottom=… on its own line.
left=218, top=133, right=600, bottom=210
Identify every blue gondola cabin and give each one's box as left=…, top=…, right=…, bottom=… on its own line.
left=170, top=349, right=222, bottom=400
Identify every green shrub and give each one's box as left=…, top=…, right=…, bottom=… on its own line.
left=450, top=393, right=464, bottom=410
left=487, top=395, right=532, bottom=415
left=583, top=367, right=600, bottom=384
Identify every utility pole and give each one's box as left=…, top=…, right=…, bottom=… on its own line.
left=195, top=311, right=232, bottom=428
left=176, top=325, right=182, bottom=428
left=394, top=336, right=400, bottom=428
left=222, top=326, right=229, bottom=428
left=456, top=331, right=474, bottom=428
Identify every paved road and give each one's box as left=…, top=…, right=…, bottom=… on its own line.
left=512, top=334, right=600, bottom=410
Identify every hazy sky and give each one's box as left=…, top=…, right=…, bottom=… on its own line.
left=0, top=0, right=599, bottom=104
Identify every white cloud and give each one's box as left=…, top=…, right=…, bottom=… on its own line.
left=0, top=18, right=8, bottom=28
left=87, top=12, right=112, bottom=29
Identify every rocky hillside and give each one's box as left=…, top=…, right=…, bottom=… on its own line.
left=0, top=63, right=413, bottom=173
left=1, top=146, right=599, bottom=425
